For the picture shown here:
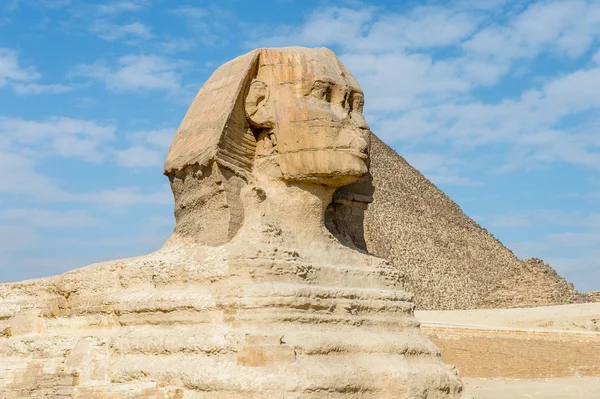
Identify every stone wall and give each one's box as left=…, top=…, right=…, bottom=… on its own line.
left=421, top=325, right=600, bottom=378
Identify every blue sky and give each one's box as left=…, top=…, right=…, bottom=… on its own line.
left=1, top=0, right=599, bottom=292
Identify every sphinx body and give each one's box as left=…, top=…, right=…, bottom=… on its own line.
left=0, top=47, right=467, bottom=398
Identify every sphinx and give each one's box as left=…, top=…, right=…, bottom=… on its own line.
left=0, top=47, right=468, bottom=398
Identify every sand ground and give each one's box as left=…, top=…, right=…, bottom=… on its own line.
left=415, top=303, right=600, bottom=397
left=415, top=302, right=600, bottom=332
left=464, top=377, right=600, bottom=398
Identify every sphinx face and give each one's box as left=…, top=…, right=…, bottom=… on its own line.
left=253, top=48, right=371, bottom=187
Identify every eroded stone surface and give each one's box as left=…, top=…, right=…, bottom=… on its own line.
left=0, top=47, right=468, bottom=398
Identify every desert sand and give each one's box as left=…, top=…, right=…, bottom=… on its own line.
left=416, top=303, right=600, bottom=397
left=464, top=377, right=600, bottom=398
left=416, top=302, right=600, bottom=331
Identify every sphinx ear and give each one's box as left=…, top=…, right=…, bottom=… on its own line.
left=245, top=79, right=274, bottom=128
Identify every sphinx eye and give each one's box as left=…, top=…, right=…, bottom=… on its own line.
left=308, top=81, right=331, bottom=102
left=350, top=93, right=364, bottom=113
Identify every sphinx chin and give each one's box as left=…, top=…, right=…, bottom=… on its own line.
left=277, top=150, right=368, bottom=187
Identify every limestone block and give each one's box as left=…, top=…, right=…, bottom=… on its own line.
left=10, top=309, right=45, bottom=335
left=64, top=338, right=110, bottom=385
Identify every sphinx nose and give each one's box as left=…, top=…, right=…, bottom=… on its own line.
left=331, top=104, right=370, bottom=130
left=337, top=128, right=369, bottom=153
left=351, top=111, right=369, bottom=130
left=331, top=103, right=350, bottom=121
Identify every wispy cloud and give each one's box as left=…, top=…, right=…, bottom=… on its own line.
left=115, top=127, right=175, bottom=168
left=0, top=48, right=71, bottom=95
left=75, top=185, right=172, bottom=207
left=12, top=82, right=71, bottom=94
left=0, top=151, right=67, bottom=201
left=402, top=152, right=481, bottom=186
left=251, top=1, right=600, bottom=177
left=10, top=0, right=72, bottom=9
left=172, top=6, right=206, bottom=19
left=171, top=5, right=228, bottom=47
left=0, top=225, right=38, bottom=253
left=158, top=38, right=197, bottom=54
left=0, top=48, right=38, bottom=84
left=0, top=116, right=115, bottom=161
left=72, top=55, right=184, bottom=93
left=90, top=20, right=152, bottom=42
left=0, top=208, right=100, bottom=229
left=96, top=1, right=146, bottom=15
left=115, top=145, right=164, bottom=168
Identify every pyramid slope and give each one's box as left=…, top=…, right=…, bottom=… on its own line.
left=350, top=135, right=578, bottom=310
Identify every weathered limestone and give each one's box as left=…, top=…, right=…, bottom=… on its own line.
left=0, top=47, right=469, bottom=398
left=328, top=138, right=580, bottom=310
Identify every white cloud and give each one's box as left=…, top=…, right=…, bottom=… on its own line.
left=490, top=209, right=600, bottom=292
left=251, top=7, right=374, bottom=50
left=0, top=116, right=173, bottom=208
left=12, top=82, right=71, bottom=94
left=506, top=240, right=549, bottom=258
left=546, top=252, right=600, bottom=292
left=547, top=232, right=600, bottom=250
left=0, top=48, right=71, bottom=95
left=159, top=38, right=197, bottom=53
left=0, top=151, right=69, bottom=200
left=490, top=215, right=531, bottom=228
left=145, top=215, right=174, bottom=231
left=96, top=1, right=145, bottom=15
left=0, top=48, right=38, bottom=86
left=355, top=6, right=480, bottom=51
left=172, top=6, right=206, bottom=19
left=73, top=55, right=183, bottom=93
left=129, top=127, right=175, bottom=150
left=7, top=0, right=71, bottom=10
left=90, top=20, right=152, bottom=42
left=465, top=1, right=600, bottom=62
left=0, top=225, right=37, bottom=253
left=340, top=51, right=472, bottom=113
left=115, top=145, right=164, bottom=168
left=593, top=49, right=600, bottom=65
left=402, top=152, right=480, bottom=186
left=76, top=186, right=172, bottom=207
left=0, top=254, right=97, bottom=282
left=171, top=5, right=229, bottom=47
left=251, top=5, right=481, bottom=53
left=0, top=208, right=99, bottom=229
left=398, top=66, right=600, bottom=170
left=251, top=2, right=600, bottom=176
left=486, top=210, right=600, bottom=230
left=0, top=116, right=115, bottom=161
left=115, top=127, right=175, bottom=168
left=0, top=147, right=172, bottom=206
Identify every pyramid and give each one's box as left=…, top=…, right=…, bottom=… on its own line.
left=328, top=135, right=580, bottom=310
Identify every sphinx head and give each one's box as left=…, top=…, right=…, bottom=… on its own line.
left=164, top=47, right=371, bottom=245
left=246, top=48, right=370, bottom=186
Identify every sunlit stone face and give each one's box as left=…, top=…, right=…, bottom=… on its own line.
left=254, top=48, right=371, bottom=187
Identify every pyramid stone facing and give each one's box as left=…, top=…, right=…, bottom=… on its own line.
left=328, top=136, right=579, bottom=310
left=0, top=47, right=469, bottom=398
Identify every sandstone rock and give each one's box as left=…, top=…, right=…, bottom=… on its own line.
left=0, top=47, right=468, bottom=398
